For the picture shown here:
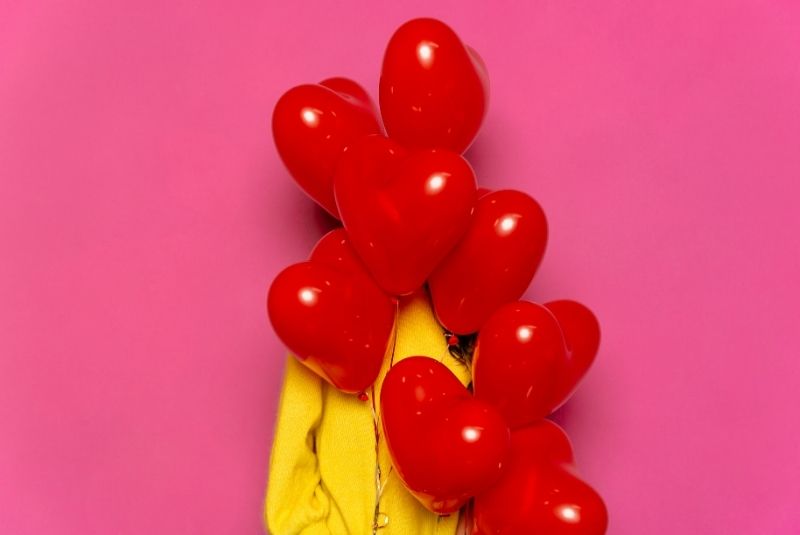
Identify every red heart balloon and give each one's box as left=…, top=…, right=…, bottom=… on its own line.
left=273, top=78, right=381, bottom=218
left=544, top=300, right=601, bottom=411
left=380, top=357, right=510, bottom=514
left=317, top=77, right=378, bottom=115
left=267, top=229, right=395, bottom=393
left=380, top=18, right=488, bottom=154
left=473, top=421, right=608, bottom=535
left=309, top=227, right=375, bottom=277
left=334, top=134, right=477, bottom=295
left=472, top=301, right=568, bottom=429
left=429, top=190, right=548, bottom=334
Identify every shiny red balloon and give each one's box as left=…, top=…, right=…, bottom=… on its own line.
left=472, top=301, right=568, bottom=429
left=544, top=300, right=601, bottom=411
left=380, top=357, right=510, bottom=514
left=429, top=190, right=548, bottom=334
left=473, top=421, right=608, bottom=535
left=272, top=78, right=381, bottom=218
left=334, top=134, right=477, bottom=295
left=380, top=18, right=488, bottom=154
left=316, top=77, right=378, bottom=115
left=267, top=229, right=395, bottom=393
left=309, top=227, right=374, bottom=276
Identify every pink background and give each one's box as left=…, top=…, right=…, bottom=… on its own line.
left=2, top=1, right=799, bottom=533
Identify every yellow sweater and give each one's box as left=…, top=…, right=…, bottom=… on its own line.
left=265, top=290, right=471, bottom=535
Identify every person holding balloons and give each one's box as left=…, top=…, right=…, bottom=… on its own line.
left=265, top=18, right=607, bottom=535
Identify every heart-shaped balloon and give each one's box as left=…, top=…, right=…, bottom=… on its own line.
left=309, top=227, right=375, bottom=276
left=472, top=301, right=568, bottom=429
left=429, top=190, right=548, bottom=334
left=544, top=300, right=601, bottom=411
left=334, top=134, right=477, bottom=295
left=379, top=18, right=488, bottom=154
left=267, top=229, right=395, bottom=393
left=473, top=420, right=608, bottom=535
left=273, top=78, right=381, bottom=218
left=380, top=357, right=510, bottom=514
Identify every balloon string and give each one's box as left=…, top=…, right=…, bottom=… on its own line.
left=371, top=301, right=399, bottom=533
left=370, top=394, right=383, bottom=534
left=462, top=499, right=474, bottom=535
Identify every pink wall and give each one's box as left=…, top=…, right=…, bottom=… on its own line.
left=1, top=1, right=799, bottom=533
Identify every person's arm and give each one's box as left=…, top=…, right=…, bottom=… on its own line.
left=264, top=356, right=331, bottom=535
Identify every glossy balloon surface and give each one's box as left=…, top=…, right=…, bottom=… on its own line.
left=266, top=230, right=395, bottom=393
left=272, top=78, right=380, bottom=217
left=318, top=77, right=377, bottom=114
left=430, top=190, right=548, bottom=334
left=380, top=357, right=509, bottom=514
left=334, top=134, right=477, bottom=296
left=473, top=421, right=608, bottom=535
left=472, top=301, right=568, bottom=429
left=380, top=18, right=488, bottom=154
left=309, top=227, right=374, bottom=277
left=544, top=300, right=601, bottom=411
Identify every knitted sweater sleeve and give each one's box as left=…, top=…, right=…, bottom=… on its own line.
left=264, top=356, right=331, bottom=535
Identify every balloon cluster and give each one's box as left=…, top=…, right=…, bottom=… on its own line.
left=267, top=18, right=608, bottom=535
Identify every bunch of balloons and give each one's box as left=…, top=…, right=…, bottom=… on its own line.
left=267, top=18, right=608, bottom=534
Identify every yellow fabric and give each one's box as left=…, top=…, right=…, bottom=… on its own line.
left=265, top=290, right=471, bottom=535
